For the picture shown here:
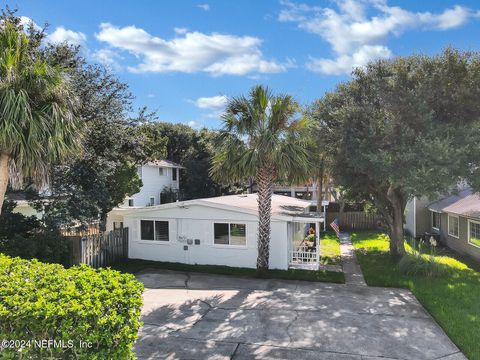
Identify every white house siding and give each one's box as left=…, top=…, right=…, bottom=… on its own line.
left=405, top=196, right=431, bottom=238
left=124, top=204, right=290, bottom=270
left=123, top=165, right=180, bottom=207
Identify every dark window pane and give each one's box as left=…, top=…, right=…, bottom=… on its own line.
left=230, top=224, right=246, bottom=246
left=141, top=220, right=154, bottom=240
left=172, top=168, right=177, bottom=181
left=214, top=223, right=229, bottom=245
left=128, top=199, right=134, bottom=207
left=155, top=221, right=169, bottom=241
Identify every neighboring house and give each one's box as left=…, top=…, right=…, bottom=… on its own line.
left=405, top=188, right=480, bottom=261
left=7, top=193, right=44, bottom=219
left=121, top=160, right=183, bottom=208
left=109, top=194, right=324, bottom=270
left=251, top=179, right=334, bottom=202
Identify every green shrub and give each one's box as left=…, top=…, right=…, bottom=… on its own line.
left=397, top=252, right=450, bottom=277
left=0, top=254, right=143, bottom=359
left=0, top=200, right=71, bottom=265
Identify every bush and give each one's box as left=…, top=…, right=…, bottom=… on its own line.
left=397, top=237, right=450, bottom=278
left=0, top=254, right=143, bottom=359
left=0, top=200, right=71, bottom=265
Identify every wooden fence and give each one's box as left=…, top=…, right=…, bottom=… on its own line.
left=326, top=211, right=382, bottom=230
left=69, top=228, right=128, bottom=268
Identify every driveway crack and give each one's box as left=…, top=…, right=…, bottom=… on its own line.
left=230, top=343, right=240, bottom=359
left=286, top=310, right=299, bottom=345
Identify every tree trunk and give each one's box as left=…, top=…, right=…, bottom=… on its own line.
left=99, top=212, right=108, bottom=232
left=316, top=173, right=324, bottom=210
left=0, top=153, right=10, bottom=215
left=386, top=186, right=406, bottom=256
left=256, top=164, right=275, bottom=276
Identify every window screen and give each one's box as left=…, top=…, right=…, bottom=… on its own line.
left=214, top=223, right=229, bottom=244
left=155, top=221, right=169, bottom=241
left=141, top=220, right=154, bottom=240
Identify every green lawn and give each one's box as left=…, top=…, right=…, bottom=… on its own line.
left=351, top=231, right=480, bottom=360
left=320, top=232, right=341, bottom=265
left=112, top=259, right=344, bottom=283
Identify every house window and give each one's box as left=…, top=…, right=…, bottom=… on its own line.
left=149, top=197, right=155, bottom=206
left=214, top=223, right=246, bottom=246
left=432, top=211, right=440, bottom=230
left=140, top=220, right=169, bottom=241
left=113, top=221, right=123, bottom=230
left=448, top=215, right=459, bottom=238
left=172, top=168, right=177, bottom=181
left=159, top=168, right=164, bottom=176
left=468, top=220, right=480, bottom=248
left=128, top=198, right=134, bottom=207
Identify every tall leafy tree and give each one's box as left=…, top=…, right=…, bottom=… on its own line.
left=138, top=122, right=232, bottom=200
left=310, top=49, right=480, bottom=255
left=211, top=85, right=311, bottom=273
left=0, top=19, right=80, bottom=214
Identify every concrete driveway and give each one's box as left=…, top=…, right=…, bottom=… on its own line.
left=134, top=270, right=465, bottom=360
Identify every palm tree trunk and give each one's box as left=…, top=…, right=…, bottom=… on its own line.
left=256, top=164, right=274, bottom=276
left=0, top=153, right=10, bottom=215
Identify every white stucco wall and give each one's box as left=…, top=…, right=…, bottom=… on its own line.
left=405, top=198, right=416, bottom=237
left=12, top=202, right=44, bottom=219
left=123, top=204, right=290, bottom=270
left=122, top=165, right=180, bottom=207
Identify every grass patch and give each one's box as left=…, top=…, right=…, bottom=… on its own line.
left=112, top=259, right=345, bottom=283
left=351, top=231, right=480, bottom=360
left=320, top=232, right=341, bottom=265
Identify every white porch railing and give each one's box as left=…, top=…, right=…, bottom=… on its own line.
left=290, top=245, right=318, bottom=264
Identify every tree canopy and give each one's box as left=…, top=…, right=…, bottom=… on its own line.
left=309, top=49, right=480, bottom=254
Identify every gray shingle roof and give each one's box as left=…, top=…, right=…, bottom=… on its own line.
left=428, top=188, right=480, bottom=219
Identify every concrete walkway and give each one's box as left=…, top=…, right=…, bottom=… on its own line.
left=339, top=233, right=366, bottom=286
left=134, top=270, right=465, bottom=360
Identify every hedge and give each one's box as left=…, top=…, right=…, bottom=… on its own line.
left=0, top=254, right=144, bottom=359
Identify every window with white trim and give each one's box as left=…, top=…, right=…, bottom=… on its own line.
left=214, top=223, right=246, bottom=246
left=149, top=197, right=155, bottom=206
left=159, top=168, right=165, bottom=176
left=172, top=168, right=177, bottom=181
left=140, top=220, right=169, bottom=241
left=468, top=220, right=480, bottom=248
left=448, top=215, right=459, bottom=238
left=432, top=211, right=440, bottom=230
left=128, top=198, right=134, bottom=207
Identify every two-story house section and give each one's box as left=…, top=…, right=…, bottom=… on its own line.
left=122, top=160, right=183, bottom=208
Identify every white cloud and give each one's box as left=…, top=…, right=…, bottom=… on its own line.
left=197, top=4, right=210, bottom=11
left=19, top=16, right=42, bottom=31
left=47, top=26, right=87, bottom=47
left=280, top=0, right=479, bottom=75
left=307, top=45, right=392, bottom=75
left=194, top=95, right=228, bottom=109
left=92, top=48, right=122, bottom=71
left=187, top=120, right=203, bottom=129
left=95, top=23, right=286, bottom=76
left=147, top=93, right=155, bottom=98
left=174, top=27, right=188, bottom=34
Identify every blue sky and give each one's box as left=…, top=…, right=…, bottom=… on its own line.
left=9, top=0, right=480, bottom=128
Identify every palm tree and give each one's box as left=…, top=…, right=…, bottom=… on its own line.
left=0, top=20, right=81, bottom=214
left=211, top=85, right=311, bottom=274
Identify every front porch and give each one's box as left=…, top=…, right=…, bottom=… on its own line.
left=288, top=216, right=322, bottom=270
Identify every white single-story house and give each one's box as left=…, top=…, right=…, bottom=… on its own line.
left=109, top=194, right=324, bottom=270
